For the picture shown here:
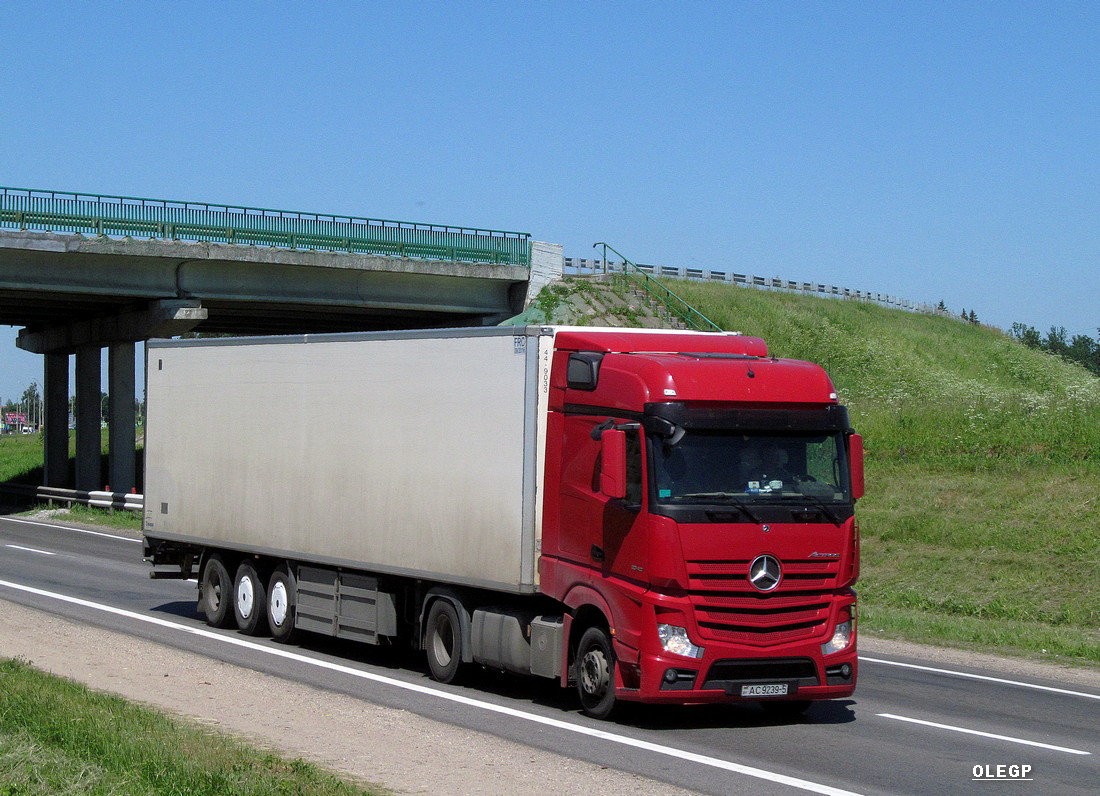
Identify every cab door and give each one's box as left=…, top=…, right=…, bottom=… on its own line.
left=597, top=426, right=648, bottom=583
left=557, top=415, right=648, bottom=583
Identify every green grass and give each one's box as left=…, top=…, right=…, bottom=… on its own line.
left=858, top=464, right=1099, bottom=661
left=671, top=281, right=1100, bottom=666
left=33, top=503, right=142, bottom=533
left=0, top=434, right=49, bottom=484
left=0, top=658, right=384, bottom=796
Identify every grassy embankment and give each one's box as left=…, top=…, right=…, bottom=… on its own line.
left=0, top=431, right=141, bottom=532
left=0, top=658, right=382, bottom=796
left=670, top=279, right=1100, bottom=665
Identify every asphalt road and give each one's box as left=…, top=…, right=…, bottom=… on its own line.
left=0, top=515, right=1096, bottom=795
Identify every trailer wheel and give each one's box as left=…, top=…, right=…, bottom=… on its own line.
left=233, top=560, right=267, bottom=636
left=199, top=555, right=235, bottom=629
left=425, top=600, right=464, bottom=683
left=266, top=566, right=298, bottom=643
left=576, top=626, right=617, bottom=719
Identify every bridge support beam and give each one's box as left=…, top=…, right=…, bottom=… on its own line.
left=43, top=353, right=69, bottom=487
left=17, top=300, right=208, bottom=356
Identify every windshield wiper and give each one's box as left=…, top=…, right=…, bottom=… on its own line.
left=677, top=493, right=763, bottom=524
left=775, top=494, right=844, bottom=526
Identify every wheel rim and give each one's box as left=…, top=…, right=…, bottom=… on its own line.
left=269, top=580, right=288, bottom=626
left=236, top=575, right=255, bottom=618
left=431, top=618, right=454, bottom=666
left=580, top=647, right=610, bottom=698
left=210, top=577, right=225, bottom=611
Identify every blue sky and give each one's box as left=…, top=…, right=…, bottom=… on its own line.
left=2, top=1, right=1098, bottom=401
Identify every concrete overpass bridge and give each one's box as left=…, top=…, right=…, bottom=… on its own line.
left=1, top=186, right=562, bottom=495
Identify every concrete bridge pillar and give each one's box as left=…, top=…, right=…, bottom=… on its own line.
left=43, top=352, right=69, bottom=487
left=75, top=345, right=102, bottom=491
left=108, top=342, right=136, bottom=494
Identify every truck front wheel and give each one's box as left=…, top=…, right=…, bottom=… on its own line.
left=266, top=566, right=298, bottom=643
left=425, top=600, right=465, bottom=683
left=199, top=555, right=234, bottom=629
left=576, top=626, right=617, bottom=719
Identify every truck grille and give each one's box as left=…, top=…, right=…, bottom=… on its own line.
left=686, top=558, right=840, bottom=646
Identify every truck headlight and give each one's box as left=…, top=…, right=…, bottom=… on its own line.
left=821, top=619, right=852, bottom=655
left=657, top=624, right=704, bottom=659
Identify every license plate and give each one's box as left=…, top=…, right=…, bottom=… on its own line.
left=741, top=683, right=789, bottom=697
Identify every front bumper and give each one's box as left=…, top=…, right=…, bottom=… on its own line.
left=614, top=643, right=858, bottom=705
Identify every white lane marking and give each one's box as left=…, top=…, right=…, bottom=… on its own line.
left=0, top=578, right=864, bottom=796
left=860, top=656, right=1100, bottom=701
left=0, top=517, right=141, bottom=544
left=4, top=544, right=56, bottom=556
left=877, top=713, right=1090, bottom=756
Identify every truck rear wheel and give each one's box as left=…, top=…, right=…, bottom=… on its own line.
left=266, top=566, right=298, bottom=643
left=576, top=626, right=617, bottom=719
left=199, top=554, right=234, bottom=629
left=425, top=599, right=464, bottom=683
left=233, top=560, right=267, bottom=636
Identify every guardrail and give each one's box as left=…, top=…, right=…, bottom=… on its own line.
left=0, top=186, right=532, bottom=266
left=565, top=257, right=935, bottom=315
left=0, top=482, right=144, bottom=512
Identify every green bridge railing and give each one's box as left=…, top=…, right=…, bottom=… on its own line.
left=0, top=186, right=531, bottom=266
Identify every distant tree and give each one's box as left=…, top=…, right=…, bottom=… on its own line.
left=1068, top=333, right=1100, bottom=377
left=1010, top=322, right=1042, bottom=348
left=1045, top=326, right=1069, bottom=357
left=969, top=310, right=979, bottom=325
left=21, top=381, right=40, bottom=407
left=20, top=381, right=42, bottom=428
left=936, top=300, right=948, bottom=312
left=1069, top=334, right=1094, bottom=360
left=1010, top=322, right=1100, bottom=376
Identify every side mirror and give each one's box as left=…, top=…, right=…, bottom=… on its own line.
left=600, top=429, right=628, bottom=499
left=848, top=433, right=865, bottom=500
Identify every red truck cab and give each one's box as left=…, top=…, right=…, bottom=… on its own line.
left=540, top=329, right=862, bottom=718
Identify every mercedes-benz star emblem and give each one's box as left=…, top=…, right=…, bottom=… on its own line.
left=748, top=554, right=782, bottom=592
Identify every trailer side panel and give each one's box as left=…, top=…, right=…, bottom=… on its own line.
left=144, top=329, right=542, bottom=591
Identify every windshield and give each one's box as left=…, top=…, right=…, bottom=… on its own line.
left=651, top=430, right=850, bottom=505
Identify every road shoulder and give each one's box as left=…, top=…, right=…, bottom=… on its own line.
left=859, top=635, right=1100, bottom=689
left=0, top=598, right=701, bottom=796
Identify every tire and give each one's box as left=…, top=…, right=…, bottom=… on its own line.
left=233, top=560, right=267, bottom=636
left=199, top=554, right=235, bottom=629
left=424, top=599, right=464, bottom=684
left=576, top=626, right=617, bottom=720
left=759, top=699, right=813, bottom=719
left=266, top=566, right=298, bottom=643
